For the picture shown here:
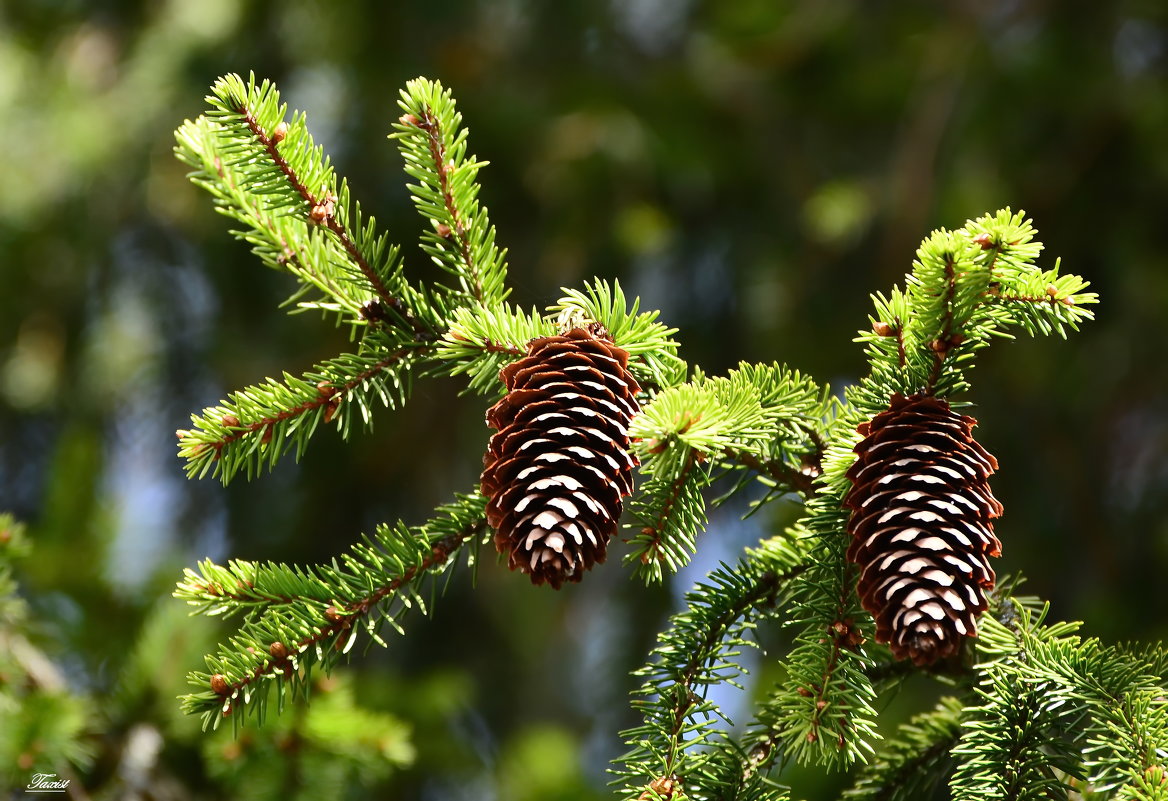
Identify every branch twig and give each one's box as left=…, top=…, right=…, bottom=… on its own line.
left=237, top=104, right=436, bottom=340
left=213, top=520, right=484, bottom=701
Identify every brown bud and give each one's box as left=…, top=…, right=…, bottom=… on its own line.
left=987, top=282, right=1001, bottom=297
left=436, top=222, right=452, bottom=238
left=324, top=605, right=345, bottom=623
left=176, top=429, right=188, bottom=440
left=272, top=121, right=288, bottom=144
left=311, top=193, right=338, bottom=223
left=872, top=321, right=896, bottom=337
left=323, top=397, right=341, bottom=423
left=797, top=686, right=813, bottom=697
left=316, top=380, right=337, bottom=399
left=929, top=338, right=947, bottom=353
left=816, top=700, right=828, bottom=710
left=399, top=113, right=421, bottom=128
left=972, top=232, right=994, bottom=249
left=359, top=299, right=386, bottom=322
left=210, top=674, right=231, bottom=695
left=221, top=414, right=241, bottom=428
left=639, top=775, right=680, bottom=800
left=806, top=731, right=818, bottom=743
left=269, top=641, right=289, bottom=660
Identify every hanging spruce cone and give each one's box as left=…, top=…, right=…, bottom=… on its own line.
left=481, top=325, right=641, bottom=589
left=843, top=393, right=1003, bottom=665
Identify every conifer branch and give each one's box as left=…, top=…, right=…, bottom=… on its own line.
left=176, top=73, right=442, bottom=339
left=614, top=531, right=807, bottom=799
left=744, top=416, right=879, bottom=768
left=233, top=101, right=428, bottom=336
left=392, top=78, right=509, bottom=308
left=625, top=449, right=713, bottom=583
left=952, top=599, right=1168, bottom=799
left=628, top=364, right=831, bottom=581
left=175, top=493, right=487, bottom=729
left=552, top=279, right=687, bottom=391
left=184, top=525, right=478, bottom=701
left=170, top=71, right=1154, bottom=801
left=408, top=108, right=484, bottom=302
left=724, top=448, right=819, bottom=497
left=243, top=105, right=408, bottom=334
left=434, top=303, right=554, bottom=395
left=845, top=696, right=965, bottom=801
left=178, top=341, right=423, bottom=483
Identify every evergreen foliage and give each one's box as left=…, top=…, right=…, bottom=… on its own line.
left=0, top=515, right=417, bottom=798
left=169, top=73, right=1167, bottom=800
left=0, top=515, right=96, bottom=788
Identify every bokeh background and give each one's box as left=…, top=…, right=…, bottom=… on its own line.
left=2, top=1, right=1166, bottom=798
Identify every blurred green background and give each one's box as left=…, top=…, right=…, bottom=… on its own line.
left=1, top=1, right=1166, bottom=798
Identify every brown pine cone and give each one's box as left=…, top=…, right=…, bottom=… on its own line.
left=481, top=326, right=641, bottom=588
left=844, top=393, right=1003, bottom=665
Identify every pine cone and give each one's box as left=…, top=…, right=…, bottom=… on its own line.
left=481, top=326, right=641, bottom=588
left=843, top=393, right=1003, bottom=665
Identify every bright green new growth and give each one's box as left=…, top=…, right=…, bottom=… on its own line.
left=171, top=73, right=1164, bottom=800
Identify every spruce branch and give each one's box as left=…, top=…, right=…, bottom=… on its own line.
left=854, top=209, right=1096, bottom=402
left=613, top=531, right=807, bottom=800
left=952, top=600, right=1168, bottom=800
left=949, top=613, right=1087, bottom=799
left=177, top=339, right=422, bottom=483
left=748, top=485, right=879, bottom=769
left=552, top=279, right=688, bottom=391
left=434, top=303, right=555, bottom=395
left=167, top=70, right=1149, bottom=801
left=747, top=212, right=1095, bottom=766
left=175, top=73, right=440, bottom=339
left=844, top=696, right=965, bottom=801
left=627, top=365, right=830, bottom=582
left=175, top=493, right=487, bottom=730
left=232, top=97, right=399, bottom=321
left=724, top=449, right=818, bottom=498
left=392, top=78, right=509, bottom=308
left=625, top=449, right=714, bottom=583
